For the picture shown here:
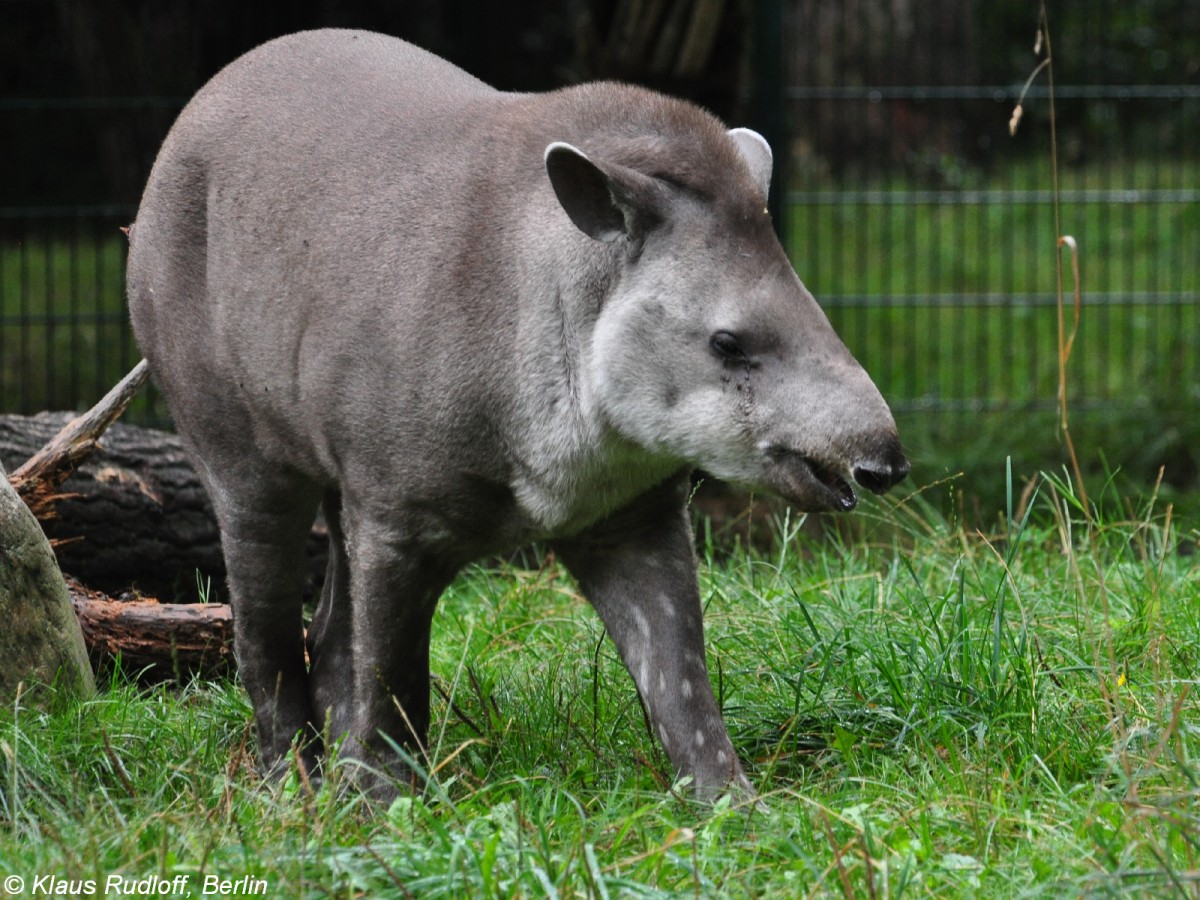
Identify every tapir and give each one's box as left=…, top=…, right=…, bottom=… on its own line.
left=127, top=29, right=908, bottom=799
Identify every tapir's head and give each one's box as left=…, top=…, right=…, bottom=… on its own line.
left=543, top=106, right=908, bottom=512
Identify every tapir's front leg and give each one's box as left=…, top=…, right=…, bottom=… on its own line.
left=555, top=479, right=754, bottom=800
left=338, top=506, right=457, bottom=798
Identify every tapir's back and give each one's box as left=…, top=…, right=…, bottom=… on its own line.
left=129, top=28, right=496, bottom=336
left=127, top=30, right=508, bottom=478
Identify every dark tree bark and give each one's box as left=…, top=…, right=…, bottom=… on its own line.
left=1, top=411, right=328, bottom=602
left=2, top=410, right=225, bottom=601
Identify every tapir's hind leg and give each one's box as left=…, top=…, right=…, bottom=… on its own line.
left=307, top=489, right=355, bottom=750
left=203, top=464, right=323, bottom=776
left=555, top=478, right=755, bottom=800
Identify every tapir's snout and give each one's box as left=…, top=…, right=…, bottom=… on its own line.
left=853, top=435, right=910, bottom=496
left=762, top=432, right=908, bottom=512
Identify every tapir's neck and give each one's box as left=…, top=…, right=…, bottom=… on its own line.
left=502, top=235, right=679, bottom=535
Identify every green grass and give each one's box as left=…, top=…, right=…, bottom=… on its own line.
left=2, top=476, right=1197, bottom=897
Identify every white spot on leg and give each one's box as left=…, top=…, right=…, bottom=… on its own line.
left=658, top=669, right=666, bottom=695
left=658, top=724, right=671, bottom=749
left=717, top=750, right=729, bottom=765
left=694, top=728, right=706, bottom=748
left=632, top=608, right=651, bottom=640
left=637, top=661, right=649, bottom=693
left=680, top=679, right=693, bottom=699
left=658, top=593, right=677, bottom=619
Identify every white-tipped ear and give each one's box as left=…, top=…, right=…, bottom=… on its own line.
left=544, top=141, right=662, bottom=243
left=728, top=127, right=773, bottom=200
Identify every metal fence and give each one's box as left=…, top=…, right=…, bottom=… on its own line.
left=0, top=204, right=151, bottom=420
left=789, top=83, right=1200, bottom=408
left=778, top=0, right=1199, bottom=483
left=2, top=1, right=1198, bottom=487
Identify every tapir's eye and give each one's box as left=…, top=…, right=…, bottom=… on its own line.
left=710, top=331, right=746, bottom=362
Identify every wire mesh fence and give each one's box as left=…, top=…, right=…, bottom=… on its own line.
left=788, top=95, right=1200, bottom=415
left=0, top=206, right=155, bottom=422
left=780, top=0, right=1199, bottom=487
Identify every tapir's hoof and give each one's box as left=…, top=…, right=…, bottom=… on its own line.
left=335, top=751, right=423, bottom=804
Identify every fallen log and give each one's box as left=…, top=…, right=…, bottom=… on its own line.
left=3, top=363, right=278, bottom=682
left=0, top=360, right=232, bottom=600
left=0, top=412, right=328, bottom=602
left=66, top=576, right=235, bottom=680
left=2, top=411, right=230, bottom=600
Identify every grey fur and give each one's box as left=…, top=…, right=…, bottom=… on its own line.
left=127, top=29, right=907, bottom=800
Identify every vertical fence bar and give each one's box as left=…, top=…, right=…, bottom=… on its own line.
left=752, top=0, right=786, bottom=242
left=19, top=224, right=31, bottom=412
left=69, top=216, right=81, bottom=407
left=0, top=228, right=7, bottom=411
left=43, top=224, right=53, bottom=407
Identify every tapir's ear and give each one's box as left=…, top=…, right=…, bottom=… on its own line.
left=728, top=127, right=773, bottom=200
left=544, top=142, right=661, bottom=243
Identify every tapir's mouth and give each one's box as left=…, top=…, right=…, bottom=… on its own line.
left=763, top=447, right=858, bottom=512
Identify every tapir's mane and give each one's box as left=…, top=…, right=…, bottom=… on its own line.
left=542, top=81, right=754, bottom=203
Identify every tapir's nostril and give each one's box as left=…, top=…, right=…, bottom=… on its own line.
left=852, top=446, right=910, bottom=495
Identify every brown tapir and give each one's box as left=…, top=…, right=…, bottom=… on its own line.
left=127, top=29, right=908, bottom=800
